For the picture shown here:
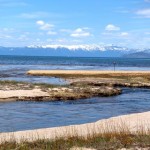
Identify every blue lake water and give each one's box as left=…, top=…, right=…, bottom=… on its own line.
left=0, top=56, right=150, bottom=84
left=0, top=56, right=150, bottom=132
left=0, top=88, right=150, bottom=132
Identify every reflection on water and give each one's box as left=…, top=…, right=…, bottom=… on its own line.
left=0, top=88, right=150, bottom=132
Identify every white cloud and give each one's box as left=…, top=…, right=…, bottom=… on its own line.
left=136, top=9, right=150, bottom=18
left=47, top=31, right=57, bottom=35
left=20, top=12, right=49, bottom=19
left=120, top=32, right=129, bottom=36
left=75, top=28, right=82, bottom=33
left=102, top=31, right=129, bottom=37
left=18, top=34, right=28, bottom=41
left=56, top=39, right=68, bottom=43
left=36, top=20, right=54, bottom=31
left=105, top=24, right=120, bottom=31
left=36, top=20, right=45, bottom=26
left=0, top=1, right=27, bottom=7
left=102, top=31, right=130, bottom=39
left=4, top=35, right=12, bottom=39
left=40, top=23, right=54, bottom=30
left=145, top=32, right=150, bottom=35
left=36, top=20, right=57, bottom=36
left=70, top=28, right=91, bottom=37
left=0, top=33, right=13, bottom=39
left=60, top=29, right=71, bottom=32
left=0, top=27, right=15, bottom=40
left=145, top=0, right=150, bottom=2
left=117, top=10, right=130, bottom=14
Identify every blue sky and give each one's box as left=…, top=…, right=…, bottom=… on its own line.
left=0, top=0, right=150, bottom=48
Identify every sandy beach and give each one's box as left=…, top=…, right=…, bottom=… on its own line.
left=0, top=111, right=150, bottom=143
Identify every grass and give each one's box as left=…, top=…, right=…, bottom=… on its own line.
left=0, top=130, right=150, bottom=150
left=0, top=111, right=149, bottom=150
left=1, top=74, right=150, bottom=90
left=0, top=80, right=70, bottom=88
left=0, top=79, right=121, bottom=101
left=0, top=116, right=150, bottom=150
left=48, top=86, right=121, bottom=101
left=27, top=70, right=150, bottom=88
left=0, top=80, right=25, bottom=85
left=0, top=80, right=60, bottom=89
left=27, top=70, right=150, bottom=78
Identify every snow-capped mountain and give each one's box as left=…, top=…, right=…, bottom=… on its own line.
left=27, top=44, right=129, bottom=51
left=0, top=45, right=149, bottom=57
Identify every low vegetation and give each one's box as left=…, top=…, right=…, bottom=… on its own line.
left=0, top=80, right=58, bottom=90
left=0, top=130, right=150, bottom=150
left=1, top=71, right=150, bottom=101
left=27, top=70, right=150, bottom=78
left=48, top=86, right=121, bottom=101
left=0, top=80, right=121, bottom=101
left=27, top=70, right=150, bottom=88
left=0, top=72, right=150, bottom=149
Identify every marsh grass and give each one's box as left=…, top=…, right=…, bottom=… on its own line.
left=0, top=124, right=150, bottom=150
left=0, top=133, right=150, bottom=150
left=0, top=80, right=60, bottom=89
left=0, top=80, right=26, bottom=85
left=27, top=70, right=150, bottom=78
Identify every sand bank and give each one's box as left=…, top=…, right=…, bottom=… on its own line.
left=27, top=70, right=150, bottom=77
left=0, top=86, right=121, bottom=102
left=0, top=111, right=150, bottom=143
left=0, top=89, right=50, bottom=101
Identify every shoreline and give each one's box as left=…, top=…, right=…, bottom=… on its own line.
left=0, top=80, right=121, bottom=102
left=2, top=69, right=150, bottom=101
left=0, top=87, right=121, bottom=102
left=0, top=71, right=150, bottom=148
left=0, top=111, right=150, bottom=143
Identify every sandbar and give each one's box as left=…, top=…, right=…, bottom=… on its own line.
left=27, top=70, right=150, bottom=77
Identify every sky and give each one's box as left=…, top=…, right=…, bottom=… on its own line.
left=0, top=0, right=150, bottom=48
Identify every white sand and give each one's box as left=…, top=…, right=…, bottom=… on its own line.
left=0, top=89, right=49, bottom=101
left=0, top=111, right=150, bottom=143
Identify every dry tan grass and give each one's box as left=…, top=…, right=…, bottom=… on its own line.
left=27, top=70, right=150, bottom=79
left=27, top=70, right=150, bottom=75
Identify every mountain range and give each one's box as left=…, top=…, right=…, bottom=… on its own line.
left=0, top=45, right=149, bottom=58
